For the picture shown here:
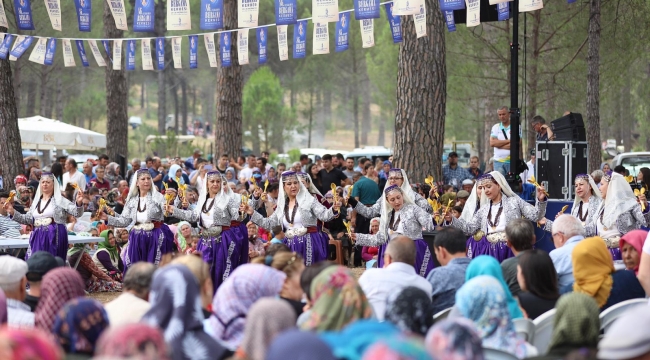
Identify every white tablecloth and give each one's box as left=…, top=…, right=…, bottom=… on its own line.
left=0, top=236, right=103, bottom=249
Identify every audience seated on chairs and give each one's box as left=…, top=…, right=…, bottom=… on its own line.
left=103, top=262, right=155, bottom=327
left=425, top=227, right=471, bottom=315
left=638, top=231, right=650, bottom=294
left=384, top=286, right=434, bottom=336
left=619, top=229, right=647, bottom=275
left=466, top=255, right=524, bottom=319
left=571, top=236, right=645, bottom=311
left=298, top=261, right=336, bottom=327
left=516, top=249, right=559, bottom=320
left=501, top=219, right=535, bottom=296
left=549, top=215, right=585, bottom=292
left=253, top=251, right=306, bottom=318
left=425, top=318, right=484, bottom=360
left=598, top=303, right=650, bottom=360
left=24, top=251, right=64, bottom=312
left=0, top=256, right=34, bottom=328
left=358, top=236, right=432, bottom=321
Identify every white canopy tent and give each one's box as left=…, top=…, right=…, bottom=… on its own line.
left=18, top=116, right=107, bottom=151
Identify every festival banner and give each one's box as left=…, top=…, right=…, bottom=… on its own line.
left=444, top=10, right=456, bottom=32
left=220, top=32, right=231, bottom=66
left=167, top=0, right=191, bottom=30
left=189, top=35, right=198, bottom=69
left=88, top=40, right=107, bottom=66
left=62, top=39, right=76, bottom=67
left=172, top=36, right=182, bottom=68
left=75, top=40, right=89, bottom=67
left=133, top=0, right=155, bottom=32
left=519, top=0, right=543, bottom=12
left=28, top=37, right=47, bottom=64
left=313, top=22, right=329, bottom=55
left=257, top=27, right=267, bottom=64
left=335, top=12, right=348, bottom=52
left=413, top=3, right=426, bottom=38
left=200, top=0, right=223, bottom=30
left=204, top=33, right=218, bottom=67
left=360, top=19, right=374, bottom=48
left=107, top=0, right=128, bottom=30
left=293, top=20, right=306, bottom=59
left=126, top=39, right=136, bottom=70
left=392, top=0, right=422, bottom=16
left=237, top=30, right=249, bottom=65
left=489, top=0, right=510, bottom=4
left=102, top=40, right=112, bottom=62
left=354, top=0, right=379, bottom=20
left=0, top=0, right=8, bottom=28
left=74, top=0, right=92, bottom=32
left=238, top=0, right=259, bottom=28
left=277, top=25, right=288, bottom=61
left=43, top=0, right=61, bottom=31
left=113, top=39, right=122, bottom=70
left=312, top=0, right=338, bottom=23
left=9, top=35, right=33, bottom=61
left=439, top=0, right=465, bottom=11
left=141, top=39, right=154, bottom=70
left=275, top=0, right=297, bottom=25
left=497, top=2, right=509, bottom=21
left=0, top=34, right=14, bottom=60
left=465, top=0, right=480, bottom=27
left=384, top=3, right=402, bottom=43
left=155, top=37, right=165, bottom=70
left=13, top=0, right=35, bottom=30
left=44, top=38, right=56, bottom=65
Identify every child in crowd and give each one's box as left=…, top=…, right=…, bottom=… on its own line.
left=185, top=233, right=199, bottom=255
left=451, top=206, right=464, bottom=219
left=270, top=225, right=285, bottom=245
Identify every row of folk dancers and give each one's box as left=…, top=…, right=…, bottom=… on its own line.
left=5, top=167, right=649, bottom=292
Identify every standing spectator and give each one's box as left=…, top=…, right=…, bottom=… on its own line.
left=247, top=222, right=266, bottom=260
left=62, top=158, right=87, bottom=190
left=520, top=149, right=536, bottom=183
left=342, top=158, right=356, bottom=179
left=57, top=156, right=68, bottom=167
left=90, top=166, right=111, bottom=190
left=299, top=154, right=310, bottom=172
left=24, top=251, right=63, bottom=311
left=239, top=155, right=257, bottom=183
left=354, top=157, right=367, bottom=172
left=548, top=215, right=585, bottom=290
left=148, top=157, right=164, bottom=191
left=93, top=154, right=109, bottom=174
left=490, top=106, right=521, bottom=176
left=318, top=154, right=349, bottom=194
left=442, top=152, right=472, bottom=190
left=0, top=256, right=34, bottom=328
left=468, top=156, right=483, bottom=179
left=276, top=162, right=286, bottom=174
left=105, top=162, right=123, bottom=188
left=378, top=160, right=391, bottom=182
left=256, top=157, right=269, bottom=178
left=501, top=219, right=535, bottom=296
left=531, top=115, right=554, bottom=141
left=185, top=148, right=203, bottom=171
left=350, top=171, right=381, bottom=235
left=0, top=192, right=21, bottom=238
left=82, top=161, right=96, bottom=188
left=125, top=158, right=141, bottom=185
left=104, top=262, right=155, bottom=327
left=216, top=154, right=229, bottom=173
left=426, top=228, right=471, bottom=314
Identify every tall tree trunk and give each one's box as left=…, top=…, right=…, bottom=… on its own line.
left=141, top=81, right=145, bottom=109
left=173, top=83, right=179, bottom=134
left=323, top=89, right=332, bottom=130
left=181, top=77, right=188, bottom=135
left=307, top=87, right=314, bottom=148
left=0, top=25, right=24, bottom=191
left=377, top=111, right=386, bottom=146
left=215, top=0, right=243, bottom=158
left=620, top=82, right=632, bottom=151
left=394, top=0, right=446, bottom=181
left=39, top=67, right=48, bottom=116
left=26, top=80, right=36, bottom=116
left=156, top=0, right=167, bottom=134
left=361, top=76, right=371, bottom=145
left=351, top=45, right=360, bottom=148
left=586, top=0, right=601, bottom=172
left=12, top=59, right=22, bottom=116
left=104, top=0, right=129, bottom=161
left=56, top=76, right=64, bottom=121
left=191, top=86, right=196, bottom=115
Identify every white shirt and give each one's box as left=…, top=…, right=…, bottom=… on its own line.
left=520, top=160, right=535, bottom=183
left=491, top=123, right=522, bottom=162
left=282, top=206, right=303, bottom=229
left=201, top=198, right=215, bottom=228
left=487, top=202, right=506, bottom=234
left=136, top=198, right=148, bottom=223
left=239, top=166, right=253, bottom=183
left=104, top=292, right=151, bottom=327
left=62, top=170, right=87, bottom=191
left=7, top=298, right=35, bottom=329
left=643, top=232, right=650, bottom=255
left=33, top=198, right=55, bottom=219
left=358, top=262, right=433, bottom=321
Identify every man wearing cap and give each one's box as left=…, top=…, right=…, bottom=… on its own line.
left=461, top=179, right=474, bottom=193
left=24, top=251, right=63, bottom=311
left=442, top=152, right=472, bottom=191
left=456, top=190, right=470, bottom=208
left=0, top=256, right=34, bottom=328
left=0, top=192, right=21, bottom=238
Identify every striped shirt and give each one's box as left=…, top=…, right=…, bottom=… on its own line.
left=0, top=215, right=21, bottom=238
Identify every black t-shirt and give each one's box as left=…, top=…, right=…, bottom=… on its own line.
left=319, top=168, right=347, bottom=194
left=24, top=294, right=39, bottom=312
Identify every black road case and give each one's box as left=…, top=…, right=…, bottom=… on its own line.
left=535, top=141, right=588, bottom=201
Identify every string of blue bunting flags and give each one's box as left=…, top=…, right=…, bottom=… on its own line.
left=0, top=0, right=558, bottom=70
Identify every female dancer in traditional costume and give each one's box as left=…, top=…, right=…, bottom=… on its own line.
left=588, top=171, right=649, bottom=260
left=351, top=185, right=436, bottom=276
left=240, top=171, right=340, bottom=266
left=99, top=170, right=176, bottom=273
left=458, top=181, right=485, bottom=230
left=5, top=172, right=84, bottom=260
left=166, top=170, right=247, bottom=290
left=444, top=171, right=547, bottom=262
left=541, top=174, right=602, bottom=233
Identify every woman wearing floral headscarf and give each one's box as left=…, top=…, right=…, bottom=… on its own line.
left=92, top=229, right=124, bottom=281
left=425, top=318, right=485, bottom=360
left=53, top=298, right=110, bottom=356
left=301, top=266, right=372, bottom=332
left=104, top=162, right=123, bottom=188
left=95, top=323, right=169, bottom=360
left=384, top=286, right=435, bottom=336
left=465, top=255, right=523, bottom=319
left=0, top=327, right=63, bottom=360
left=35, top=268, right=86, bottom=332
left=455, top=276, right=537, bottom=358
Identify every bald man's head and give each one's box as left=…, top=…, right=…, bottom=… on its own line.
left=384, top=236, right=416, bottom=266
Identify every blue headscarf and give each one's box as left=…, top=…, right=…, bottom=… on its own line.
left=465, top=256, right=523, bottom=319
left=267, top=329, right=336, bottom=360
left=168, top=164, right=185, bottom=185
left=321, top=320, right=399, bottom=360
left=53, top=298, right=110, bottom=354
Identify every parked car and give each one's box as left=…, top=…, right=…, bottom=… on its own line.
left=611, top=152, right=650, bottom=176
left=345, top=146, right=392, bottom=165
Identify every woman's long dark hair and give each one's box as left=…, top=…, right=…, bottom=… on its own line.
left=50, top=163, right=64, bottom=185
left=306, top=163, right=322, bottom=188
left=639, top=167, right=650, bottom=190
left=518, top=249, right=559, bottom=300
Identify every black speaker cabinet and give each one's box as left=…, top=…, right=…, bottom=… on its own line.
left=535, top=141, right=588, bottom=200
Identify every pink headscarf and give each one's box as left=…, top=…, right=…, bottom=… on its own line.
left=619, top=229, right=648, bottom=274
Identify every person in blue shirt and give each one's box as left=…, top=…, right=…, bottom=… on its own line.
left=519, top=180, right=536, bottom=201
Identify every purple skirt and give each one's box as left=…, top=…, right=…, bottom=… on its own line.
left=27, top=223, right=68, bottom=260
left=123, top=224, right=175, bottom=273
left=196, top=228, right=245, bottom=291
left=284, top=231, right=328, bottom=266
left=466, top=235, right=514, bottom=263
left=609, top=247, right=622, bottom=261
left=230, top=222, right=250, bottom=267
left=377, top=239, right=434, bottom=277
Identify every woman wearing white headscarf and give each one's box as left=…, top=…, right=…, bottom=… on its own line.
left=589, top=171, right=650, bottom=260
left=5, top=172, right=84, bottom=260
left=541, top=174, right=602, bottom=233
left=458, top=181, right=486, bottom=232
left=444, top=171, right=547, bottom=262
left=240, top=171, right=341, bottom=266
left=351, top=185, right=436, bottom=276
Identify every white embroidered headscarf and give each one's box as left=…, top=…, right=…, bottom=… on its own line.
left=276, top=171, right=315, bottom=221
left=196, top=171, right=229, bottom=214
left=379, top=184, right=415, bottom=238
left=298, top=172, right=322, bottom=196
left=601, top=171, right=638, bottom=229
left=31, top=173, right=64, bottom=211
left=460, top=182, right=487, bottom=223
left=125, top=169, right=154, bottom=203
left=572, top=174, right=602, bottom=210
left=386, top=168, right=417, bottom=203
left=479, top=171, right=517, bottom=204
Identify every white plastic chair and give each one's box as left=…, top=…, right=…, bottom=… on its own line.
left=483, top=347, right=520, bottom=360
left=433, top=307, right=452, bottom=322
left=532, top=308, right=556, bottom=354
left=513, top=318, right=536, bottom=343
left=599, top=298, right=648, bottom=333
